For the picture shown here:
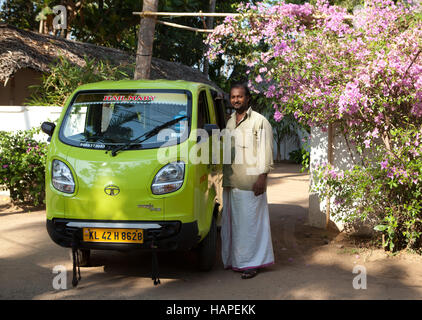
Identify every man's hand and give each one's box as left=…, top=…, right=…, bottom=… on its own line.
left=252, top=173, right=267, bottom=196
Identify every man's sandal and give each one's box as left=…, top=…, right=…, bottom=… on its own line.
left=241, top=269, right=258, bottom=279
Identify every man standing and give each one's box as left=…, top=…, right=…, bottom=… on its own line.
left=221, top=82, right=275, bottom=279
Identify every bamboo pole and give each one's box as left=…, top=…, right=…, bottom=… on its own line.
left=156, top=20, right=213, bottom=33
left=133, top=11, right=242, bottom=18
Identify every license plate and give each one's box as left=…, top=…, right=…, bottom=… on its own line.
left=83, top=228, right=144, bottom=244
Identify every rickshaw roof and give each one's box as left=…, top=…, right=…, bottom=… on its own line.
left=74, top=79, right=214, bottom=92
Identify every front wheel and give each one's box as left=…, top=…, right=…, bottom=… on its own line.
left=197, top=216, right=217, bottom=271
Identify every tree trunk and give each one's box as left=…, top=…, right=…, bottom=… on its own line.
left=39, top=20, right=44, bottom=33
left=134, top=0, right=159, bottom=80
left=276, top=136, right=282, bottom=162
left=203, top=0, right=216, bottom=77
left=276, top=143, right=281, bottom=162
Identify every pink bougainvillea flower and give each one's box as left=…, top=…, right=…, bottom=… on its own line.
left=364, top=139, right=371, bottom=148
left=380, top=160, right=388, bottom=170
left=274, top=110, right=284, bottom=121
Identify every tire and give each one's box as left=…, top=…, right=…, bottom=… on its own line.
left=198, top=216, right=217, bottom=271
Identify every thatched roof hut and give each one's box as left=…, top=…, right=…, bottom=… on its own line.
left=0, top=23, right=222, bottom=105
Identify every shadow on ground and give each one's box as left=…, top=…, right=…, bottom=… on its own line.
left=0, top=195, right=45, bottom=216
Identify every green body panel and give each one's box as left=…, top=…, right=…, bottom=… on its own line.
left=45, top=80, right=223, bottom=241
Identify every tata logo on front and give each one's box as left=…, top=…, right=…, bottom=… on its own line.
left=104, top=185, right=120, bottom=196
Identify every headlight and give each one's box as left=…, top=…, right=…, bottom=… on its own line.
left=151, top=161, right=185, bottom=195
left=52, top=160, right=75, bottom=193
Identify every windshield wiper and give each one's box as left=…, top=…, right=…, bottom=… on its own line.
left=108, top=115, right=189, bottom=157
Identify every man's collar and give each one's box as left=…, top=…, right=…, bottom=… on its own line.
left=231, top=106, right=252, bottom=119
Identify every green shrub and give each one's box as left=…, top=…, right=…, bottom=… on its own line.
left=312, top=126, right=422, bottom=253
left=289, top=147, right=310, bottom=172
left=25, top=56, right=132, bottom=106
left=0, top=129, right=47, bottom=206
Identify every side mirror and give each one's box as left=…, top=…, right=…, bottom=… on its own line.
left=41, top=121, right=56, bottom=137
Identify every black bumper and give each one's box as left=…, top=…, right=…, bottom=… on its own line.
left=46, top=218, right=200, bottom=251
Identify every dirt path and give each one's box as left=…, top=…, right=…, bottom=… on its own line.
left=1, top=163, right=422, bottom=299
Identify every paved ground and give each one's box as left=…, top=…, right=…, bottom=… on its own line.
left=1, top=163, right=422, bottom=300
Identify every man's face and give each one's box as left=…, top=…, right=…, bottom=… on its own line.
left=230, top=87, right=250, bottom=111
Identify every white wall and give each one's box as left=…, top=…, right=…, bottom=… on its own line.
left=272, top=127, right=310, bottom=161
left=0, top=106, right=62, bottom=141
left=308, top=127, right=331, bottom=229
left=308, top=125, right=369, bottom=231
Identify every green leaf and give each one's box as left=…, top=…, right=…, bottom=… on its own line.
left=374, top=224, right=388, bottom=232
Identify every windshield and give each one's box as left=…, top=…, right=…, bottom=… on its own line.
left=60, top=90, right=191, bottom=149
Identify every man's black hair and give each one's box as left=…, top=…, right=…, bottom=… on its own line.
left=230, top=82, right=251, bottom=98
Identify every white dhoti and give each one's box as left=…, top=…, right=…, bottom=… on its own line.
left=221, top=187, right=275, bottom=271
